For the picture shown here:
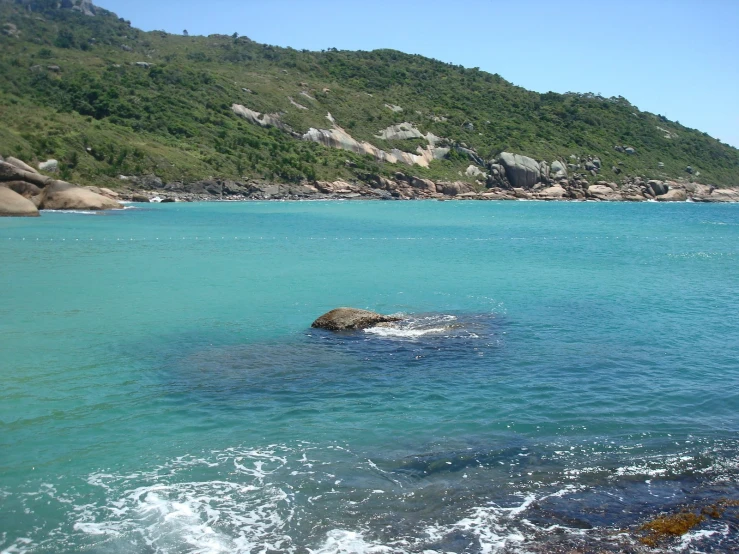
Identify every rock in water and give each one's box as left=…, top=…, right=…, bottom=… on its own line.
left=37, top=181, right=123, bottom=210
left=0, top=186, right=40, bottom=217
left=311, top=308, right=402, bottom=331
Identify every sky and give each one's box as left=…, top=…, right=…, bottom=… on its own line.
left=94, top=0, right=739, bottom=148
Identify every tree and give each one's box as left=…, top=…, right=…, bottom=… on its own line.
left=183, top=29, right=188, bottom=36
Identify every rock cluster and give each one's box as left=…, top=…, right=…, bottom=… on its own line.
left=0, top=157, right=122, bottom=217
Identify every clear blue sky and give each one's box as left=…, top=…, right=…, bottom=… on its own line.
left=95, top=0, right=739, bottom=148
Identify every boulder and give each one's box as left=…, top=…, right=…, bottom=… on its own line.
left=587, top=184, right=622, bottom=201
left=647, top=180, right=669, bottom=196
left=5, top=157, right=39, bottom=174
left=131, top=195, right=150, bottom=203
left=440, top=181, right=472, bottom=196
left=656, top=189, right=688, bottom=202
left=0, top=186, right=39, bottom=217
left=465, top=165, right=487, bottom=179
left=37, top=181, right=123, bottom=210
left=625, top=147, right=636, bottom=155
left=409, top=177, right=436, bottom=193
left=498, top=152, right=541, bottom=188
left=550, top=160, right=568, bottom=179
left=38, top=159, right=59, bottom=173
left=311, top=308, right=403, bottom=331
left=538, top=185, right=567, bottom=199
left=1, top=181, right=41, bottom=198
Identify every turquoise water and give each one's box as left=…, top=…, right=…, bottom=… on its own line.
left=1, top=200, right=738, bottom=552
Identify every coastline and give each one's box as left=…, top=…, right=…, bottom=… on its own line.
left=115, top=177, right=739, bottom=204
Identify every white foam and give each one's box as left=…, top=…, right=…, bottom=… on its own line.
left=308, top=530, right=394, bottom=554
left=39, top=210, right=98, bottom=215
left=364, top=314, right=466, bottom=340
left=364, top=326, right=447, bottom=338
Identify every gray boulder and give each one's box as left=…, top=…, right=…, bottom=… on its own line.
left=550, top=160, right=568, bottom=179
left=0, top=186, right=39, bottom=217
left=38, top=159, right=59, bottom=173
left=647, top=180, right=669, bottom=196
left=498, top=152, right=541, bottom=188
left=311, top=308, right=403, bottom=331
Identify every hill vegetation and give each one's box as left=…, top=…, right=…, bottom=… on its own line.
left=1, top=0, right=737, bottom=188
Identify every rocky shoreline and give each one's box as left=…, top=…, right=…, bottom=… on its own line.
left=2, top=152, right=739, bottom=217
left=116, top=172, right=739, bottom=204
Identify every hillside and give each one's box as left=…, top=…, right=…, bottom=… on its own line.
left=1, top=0, right=738, bottom=191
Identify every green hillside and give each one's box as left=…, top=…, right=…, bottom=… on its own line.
left=1, top=0, right=738, bottom=188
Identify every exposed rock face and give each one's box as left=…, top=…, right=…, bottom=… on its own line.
left=311, top=308, right=403, bottom=331
left=303, top=121, right=443, bottom=168
left=0, top=186, right=39, bottom=217
left=376, top=123, right=424, bottom=141
left=231, top=104, right=288, bottom=131
left=498, top=152, right=541, bottom=189
left=37, top=181, right=123, bottom=210
left=60, top=0, right=95, bottom=16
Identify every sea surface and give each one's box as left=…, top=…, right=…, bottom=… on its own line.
left=1, top=200, right=738, bottom=553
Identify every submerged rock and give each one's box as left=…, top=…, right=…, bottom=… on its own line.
left=311, top=308, right=402, bottom=331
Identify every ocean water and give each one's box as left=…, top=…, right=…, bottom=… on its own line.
left=1, top=200, right=738, bottom=553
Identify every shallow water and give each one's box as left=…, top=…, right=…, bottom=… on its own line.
left=1, top=200, right=738, bottom=553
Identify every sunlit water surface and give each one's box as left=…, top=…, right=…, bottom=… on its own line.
left=1, top=200, right=738, bottom=553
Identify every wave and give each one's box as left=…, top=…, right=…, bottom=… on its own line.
left=363, top=313, right=483, bottom=340
left=39, top=209, right=99, bottom=215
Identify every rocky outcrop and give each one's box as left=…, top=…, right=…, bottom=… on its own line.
left=233, top=105, right=451, bottom=168
left=311, top=308, right=402, bottom=331
left=376, top=123, right=424, bottom=141
left=0, top=186, right=39, bottom=217
left=37, top=181, right=122, bottom=210
left=694, top=188, right=739, bottom=203
left=498, top=152, right=541, bottom=188
left=656, top=189, right=688, bottom=202
left=61, top=0, right=95, bottom=16
left=231, top=104, right=288, bottom=131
